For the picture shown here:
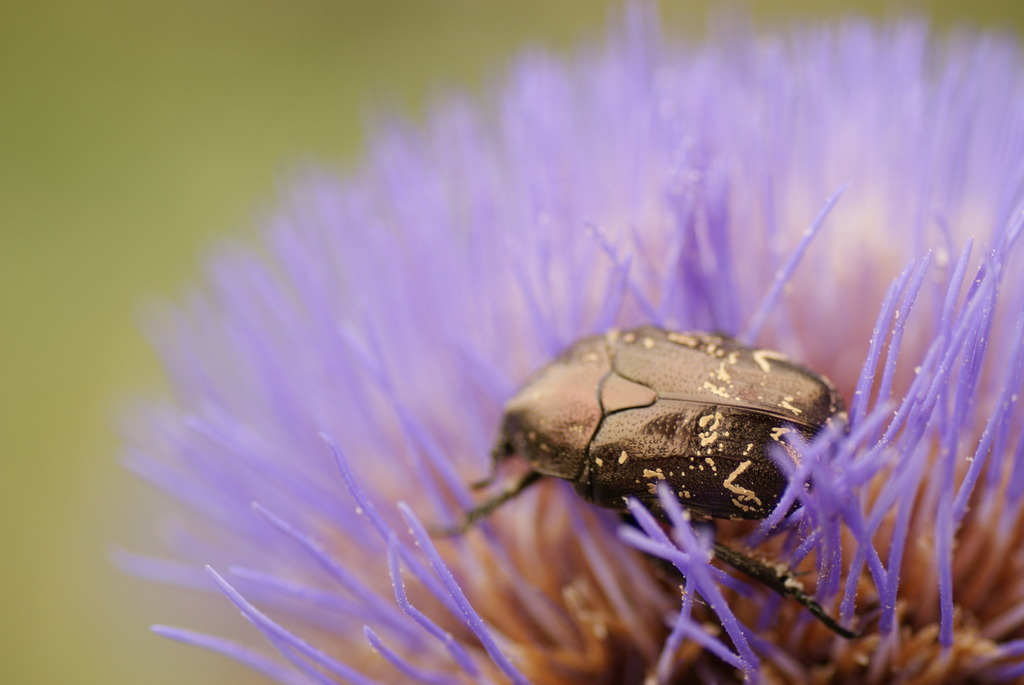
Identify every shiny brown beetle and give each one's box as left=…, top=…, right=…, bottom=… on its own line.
left=448, top=325, right=856, bottom=638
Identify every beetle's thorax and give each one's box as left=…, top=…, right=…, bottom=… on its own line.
left=499, top=335, right=610, bottom=481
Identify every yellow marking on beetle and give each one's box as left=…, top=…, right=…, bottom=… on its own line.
left=743, top=442, right=755, bottom=456
left=770, top=426, right=794, bottom=442
left=679, top=490, right=692, bottom=499
left=752, top=349, right=789, bottom=373
left=642, top=336, right=655, bottom=349
left=667, top=332, right=699, bottom=347
left=698, top=411, right=723, bottom=446
left=643, top=468, right=666, bottom=480
left=723, top=460, right=762, bottom=507
left=622, top=332, right=637, bottom=343
left=582, top=352, right=600, bottom=363
left=619, top=450, right=629, bottom=464
left=731, top=497, right=759, bottom=513
left=780, top=396, right=803, bottom=415
left=727, top=351, right=740, bottom=365
left=702, top=381, right=731, bottom=398
left=714, top=362, right=732, bottom=382
left=698, top=413, right=720, bottom=429
left=595, top=457, right=604, bottom=467
left=705, top=457, right=717, bottom=473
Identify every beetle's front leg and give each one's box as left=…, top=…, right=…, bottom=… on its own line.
left=434, top=470, right=543, bottom=536
left=468, top=438, right=514, bottom=490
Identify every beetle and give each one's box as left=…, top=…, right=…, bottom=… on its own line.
left=446, top=325, right=856, bottom=638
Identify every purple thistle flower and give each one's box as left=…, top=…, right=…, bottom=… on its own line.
left=120, top=6, right=1024, bottom=683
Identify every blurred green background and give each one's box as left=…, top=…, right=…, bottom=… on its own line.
left=3, top=1, right=1022, bottom=683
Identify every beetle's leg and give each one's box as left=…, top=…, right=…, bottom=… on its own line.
left=469, top=473, right=498, bottom=490
left=469, top=439, right=514, bottom=490
left=434, top=470, right=543, bottom=536
left=712, top=541, right=860, bottom=639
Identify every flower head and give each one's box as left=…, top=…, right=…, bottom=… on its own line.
left=121, top=7, right=1024, bottom=683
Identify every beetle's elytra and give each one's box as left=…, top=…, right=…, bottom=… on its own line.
left=493, top=325, right=844, bottom=520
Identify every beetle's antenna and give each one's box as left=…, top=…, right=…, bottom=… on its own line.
left=433, top=471, right=544, bottom=537
left=712, top=541, right=860, bottom=639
